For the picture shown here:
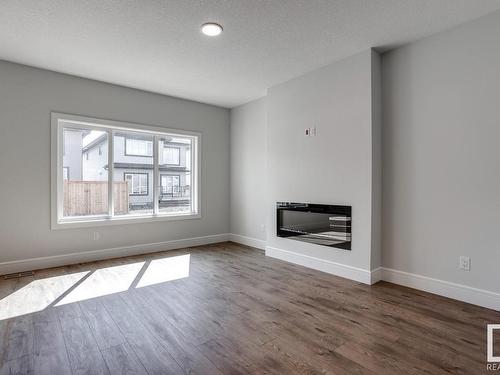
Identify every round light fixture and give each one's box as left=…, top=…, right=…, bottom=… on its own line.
left=201, top=22, right=223, bottom=36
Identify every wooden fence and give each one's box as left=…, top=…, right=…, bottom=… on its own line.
left=64, top=181, right=129, bottom=216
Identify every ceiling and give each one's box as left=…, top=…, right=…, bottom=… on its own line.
left=1, top=1, right=499, bottom=108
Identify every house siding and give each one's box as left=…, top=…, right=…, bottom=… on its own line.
left=63, top=129, right=83, bottom=180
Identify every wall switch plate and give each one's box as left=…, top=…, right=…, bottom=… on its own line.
left=305, top=127, right=317, bottom=137
left=260, top=224, right=266, bottom=233
left=93, top=231, right=100, bottom=241
left=459, top=256, right=471, bottom=271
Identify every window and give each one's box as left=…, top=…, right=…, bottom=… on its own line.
left=116, top=132, right=154, bottom=215
left=162, top=147, right=180, bottom=165
left=125, top=138, right=153, bottom=156
left=51, top=113, right=200, bottom=229
left=161, top=175, right=180, bottom=195
left=158, top=136, right=191, bottom=214
left=125, top=173, right=148, bottom=195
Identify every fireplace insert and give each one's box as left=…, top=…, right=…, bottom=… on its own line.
left=276, top=202, right=351, bottom=250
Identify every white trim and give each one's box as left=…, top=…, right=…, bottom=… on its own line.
left=0, top=234, right=230, bottom=276
left=265, top=246, right=374, bottom=284
left=108, top=129, right=114, bottom=217
left=50, top=112, right=201, bottom=230
left=192, top=135, right=200, bottom=215
left=370, top=267, right=383, bottom=284
left=229, top=234, right=266, bottom=250
left=51, top=111, right=202, bottom=138
left=382, top=267, right=500, bottom=311
left=230, top=240, right=500, bottom=311
left=54, top=212, right=202, bottom=230
left=261, top=246, right=500, bottom=310
left=153, top=135, right=159, bottom=214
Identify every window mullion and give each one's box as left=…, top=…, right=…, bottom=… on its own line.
left=57, top=123, right=64, bottom=222
left=108, top=130, right=114, bottom=218
left=153, top=135, right=159, bottom=215
left=191, top=138, right=196, bottom=214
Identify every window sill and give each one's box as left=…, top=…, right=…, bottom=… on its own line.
left=52, top=212, right=201, bottom=230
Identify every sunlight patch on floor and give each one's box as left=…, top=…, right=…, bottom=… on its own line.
left=136, top=254, right=190, bottom=288
left=56, top=262, right=146, bottom=306
left=0, top=271, right=89, bottom=320
left=0, top=253, right=192, bottom=320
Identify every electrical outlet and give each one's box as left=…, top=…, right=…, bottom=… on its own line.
left=93, top=231, right=100, bottom=241
left=459, top=256, right=470, bottom=271
left=260, top=224, right=266, bottom=233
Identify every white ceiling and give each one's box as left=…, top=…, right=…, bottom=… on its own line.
left=1, top=1, right=499, bottom=108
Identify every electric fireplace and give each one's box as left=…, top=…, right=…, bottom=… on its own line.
left=276, top=202, right=351, bottom=250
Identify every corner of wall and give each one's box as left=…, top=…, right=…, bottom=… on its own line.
left=229, top=97, right=268, bottom=242
left=370, top=49, right=383, bottom=271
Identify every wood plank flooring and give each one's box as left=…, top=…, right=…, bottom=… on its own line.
left=0, top=242, right=499, bottom=374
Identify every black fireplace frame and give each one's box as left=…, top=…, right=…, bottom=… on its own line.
left=276, top=202, right=352, bottom=250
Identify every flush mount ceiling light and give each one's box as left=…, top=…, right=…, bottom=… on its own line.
left=201, top=22, right=223, bottom=36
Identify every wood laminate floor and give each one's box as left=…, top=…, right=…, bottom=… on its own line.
left=0, top=242, right=499, bottom=374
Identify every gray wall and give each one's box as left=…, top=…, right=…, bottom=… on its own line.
left=0, top=60, right=229, bottom=263
left=230, top=97, right=267, bottom=242
left=266, top=50, right=380, bottom=271
left=382, top=11, right=500, bottom=292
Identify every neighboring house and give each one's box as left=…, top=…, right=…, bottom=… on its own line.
left=62, top=128, right=84, bottom=181
left=63, top=130, right=191, bottom=211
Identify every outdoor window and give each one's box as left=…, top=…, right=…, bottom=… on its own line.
left=52, top=113, right=200, bottom=228
left=125, top=173, right=148, bottom=196
left=125, top=138, right=153, bottom=156
left=161, top=175, right=180, bottom=195
left=162, top=147, right=180, bottom=165
left=158, top=136, right=192, bottom=214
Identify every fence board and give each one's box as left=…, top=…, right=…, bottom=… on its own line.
left=63, top=181, right=129, bottom=216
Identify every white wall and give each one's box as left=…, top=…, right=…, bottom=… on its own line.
left=0, top=60, right=229, bottom=267
left=266, top=50, right=381, bottom=277
left=230, top=97, right=267, bottom=248
left=382, top=11, right=500, bottom=293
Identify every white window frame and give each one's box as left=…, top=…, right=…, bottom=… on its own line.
left=51, top=112, right=201, bottom=230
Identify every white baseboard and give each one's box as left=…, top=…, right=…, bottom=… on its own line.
left=370, top=267, right=383, bottom=284
left=229, top=234, right=266, bottom=250
left=263, top=246, right=500, bottom=310
left=382, top=267, right=500, bottom=311
left=265, top=246, right=377, bottom=285
left=0, top=233, right=230, bottom=276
